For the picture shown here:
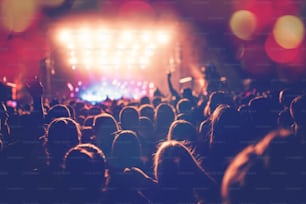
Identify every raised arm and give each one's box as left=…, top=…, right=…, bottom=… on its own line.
left=167, top=72, right=180, bottom=100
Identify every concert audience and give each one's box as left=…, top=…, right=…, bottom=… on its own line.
left=0, top=73, right=306, bottom=203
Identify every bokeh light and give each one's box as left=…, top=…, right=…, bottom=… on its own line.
left=273, top=15, right=305, bottom=49
left=80, top=79, right=155, bottom=102
left=230, top=10, right=257, bottom=40
left=1, top=0, right=38, bottom=32
left=57, top=27, right=171, bottom=70
left=265, top=34, right=300, bottom=64
left=39, top=0, right=65, bottom=7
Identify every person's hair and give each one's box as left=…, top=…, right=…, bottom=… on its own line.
left=140, top=96, right=150, bottom=105
left=83, top=115, right=94, bottom=127
left=119, top=106, right=139, bottom=132
left=93, top=113, right=119, bottom=157
left=46, top=117, right=81, bottom=166
left=155, top=103, right=176, bottom=129
left=204, top=91, right=234, bottom=117
left=139, top=104, right=155, bottom=122
left=152, top=96, right=162, bottom=107
left=222, top=129, right=306, bottom=204
left=279, top=88, right=301, bottom=108
left=45, top=104, right=71, bottom=124
left=64, top=143, right=107, bottom=191
left=290, top=95, right=306, bottom=126
left=210, top=104, right=242, bottom=147
left=111, top=130, right=142, bottom=169
left=176, top=98, right=192, bottom=114
left=154, top=140, right=211, bottom=187
left=167, top=119, right=197, bottom=143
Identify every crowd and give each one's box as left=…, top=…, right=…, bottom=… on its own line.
left=0, top=72, right=306, bottom=203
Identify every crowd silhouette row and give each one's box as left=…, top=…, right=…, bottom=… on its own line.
left=0, top=72, right=306, bottom=203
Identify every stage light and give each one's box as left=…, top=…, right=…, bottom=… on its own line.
left=149, top=82, right=154, bottom=89
left=140, top=57, right=149, bottom=66
left=112, top=57, right=121, bottom=66
left=102, top=43, right=110, bottom=49
left=273, top=15, right=305, bottom=49
left=147, top=44, right=156, bottom=50
left=133, top=44, right=140, bottom=50
left=59, top=30, right=71, bottom=43
left=67, top=43, right=75, bottom=50
left=230, top=10, right=257, bottom=40
left=144, top=48, right=154, bottom=56
left=141, top=31, right=152, bottom=42
left=69, top=50, right=75, bottom=56
left=67, top=83, right=74, bottom=91
left=77, top=28, right=91, bottom=43
left=157, top=31, right=170, bottom=44
left=69, top=57, right=77, bottom=65
left=122, top=30, right=133, bottom=41
left=98, top=29, right=112, bottom=42
left=72, top=65, right=76, bottom=70
left=130, top=50, right=138, bottom=57
left=83, top=58, right=92, bottom=66
left=127, top=57, right=136, bottom=65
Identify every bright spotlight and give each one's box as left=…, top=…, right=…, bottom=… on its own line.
left=147, top=44, right=156, bottom=50
left=140, top=57, right=149, bottom=65
left=132, top=44, right=140, bottom=50
left=83, top=58, right=92, bottom=66
left=69, top=50, right=75, bottom=56
left=144, top=48, right=154, bottom=56
left=69, top=57, right=77, bottom=65
left=67, top=43, right=75, bottom=50
left=59, top=29, right=71, bottom=43
left=127, top=57, right=136, bottom=65
left=113, top=57, right=121, bottom=65
left=157, top=31, right=170, bottom=44
left=141, top=31, right=152, bottom=42
left=98, top=29, right=112, bottom=42
left=122, top=30, right=133, bottom=41
left=273, top=15, right=305, bottom=49
left=230, top=10, right=257, bottom=40
left=77, top=28, right=91, bottom=42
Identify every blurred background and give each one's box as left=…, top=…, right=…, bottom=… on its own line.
left=0, top=0, right=306, bottom=102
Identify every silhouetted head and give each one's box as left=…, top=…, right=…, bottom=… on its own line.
left=140, top=96, right=150, bottom=105
left=290, top=95, right=306, bottom=127
left=279, top=88, right=301, bottom=108
left=46, top=104, right=71, bottom=124
left=205, top=91, right=234, bottom=117
left=111, top=130, right=142, bottom=170
left=154, top=140, right=212, bottom=190
left=222, top=129, right=306, bottom=204
left=119, top=106, right=139, bottom=132
left=210, top=104, right=242, bottom=146
left=46, top=117, right=81, bottom=167
left=93, top=113, right=119, bottom=157
left=64, top=143, right=106, bottom=191
left=167, top=120, right=197, bottom=143
left=176, top=98, right=192, bottom=114
left=155, top=103, right=176, bottom=130
left=139, top=104, right=155, bottom=122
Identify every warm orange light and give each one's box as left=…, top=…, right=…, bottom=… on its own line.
left=121, top=30, right=133, bottom=41
left=59, top=29, right=71, bottom=43
left=69, top=57, right=77, bottom=65
left=157, top=31, right=170, bottom=44
left=230, top=10, right=257, bottom=40
left=141, top=31, right=152, bottom=42
left=1, top=0, right=38, bottom=32
left=273, top=15, right=305, bottom=49
left=39, top=0, right=65, bottom=7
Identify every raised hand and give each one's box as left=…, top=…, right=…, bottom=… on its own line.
left=26, top=76, right=43, bottom=98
